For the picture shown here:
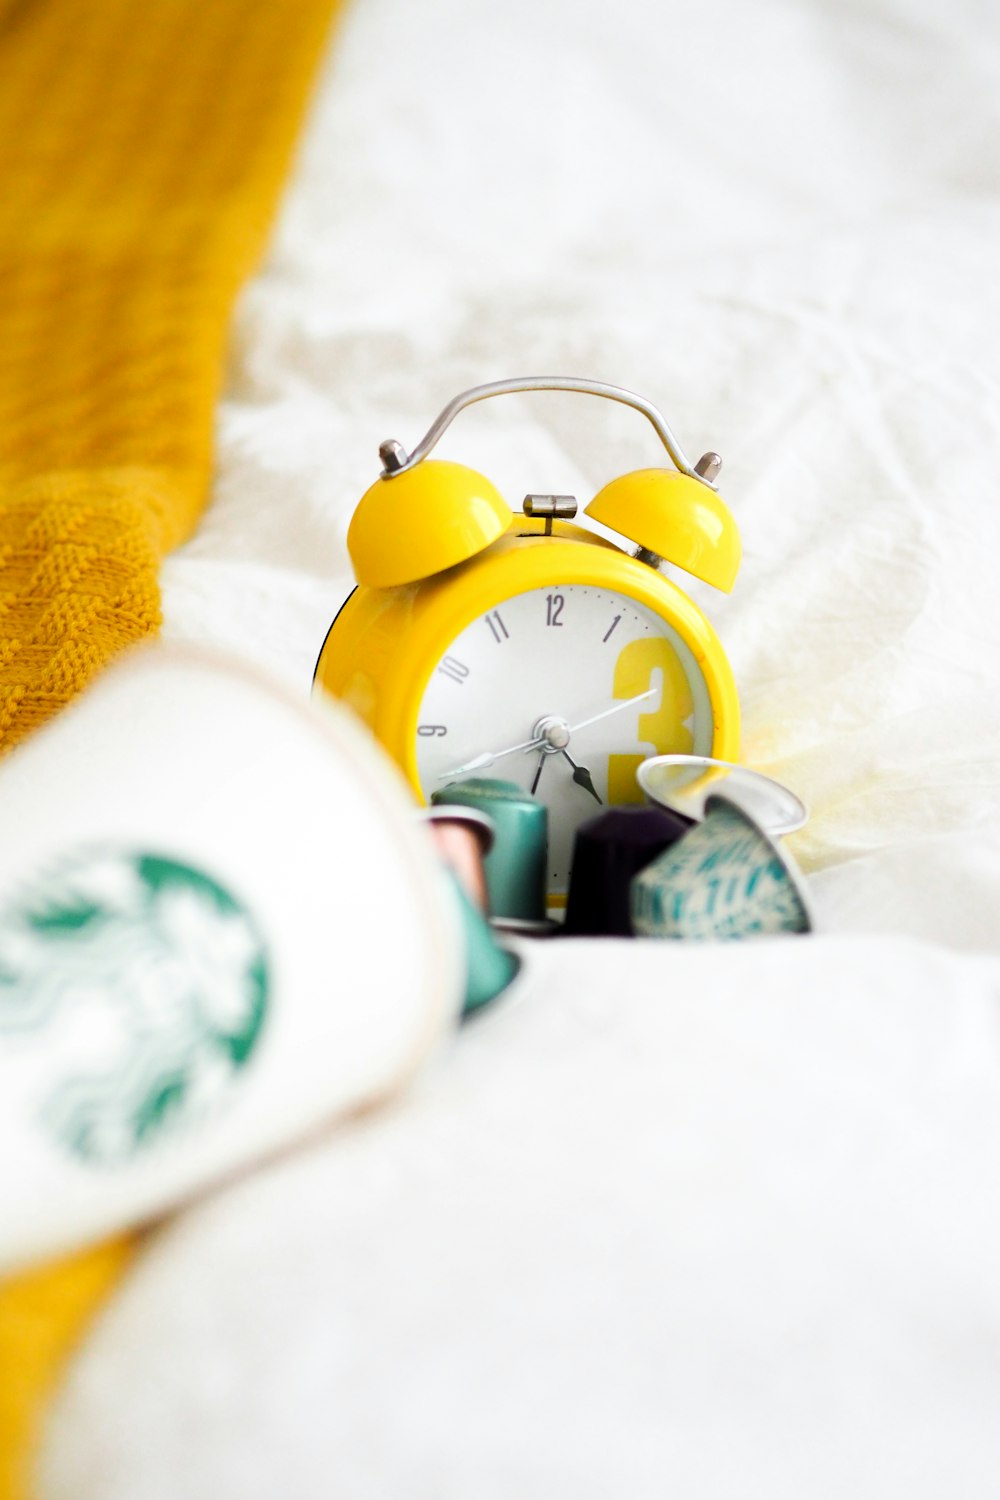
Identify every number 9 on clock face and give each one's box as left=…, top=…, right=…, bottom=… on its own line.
left=414, top=584, right=714, bottom=902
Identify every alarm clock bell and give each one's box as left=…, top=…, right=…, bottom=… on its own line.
left=348, top=458, right=512, bottom=589
left=586, top=465, right=740, bottom=593
left=346, top=377, right=739, bottom=594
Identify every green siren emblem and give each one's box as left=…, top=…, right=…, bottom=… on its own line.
left=0, top=849, right=269, bottom=1163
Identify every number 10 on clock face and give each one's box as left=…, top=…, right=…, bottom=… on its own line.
left=414, top=584, right=715, bottom=900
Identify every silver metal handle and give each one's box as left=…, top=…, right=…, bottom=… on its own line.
left=378, top=377, right=718, bottom=487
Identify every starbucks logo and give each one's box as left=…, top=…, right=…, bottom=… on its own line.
left=0, top=849, right=269, bottom=1164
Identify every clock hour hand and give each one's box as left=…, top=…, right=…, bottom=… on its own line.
left=562, top=751, right=602, bottom=805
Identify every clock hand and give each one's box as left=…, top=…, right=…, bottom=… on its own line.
left=566, top=688, right=657, bottom=736
left=529, top=749, right=547, bottom=796
left=562, top=751, right=603, bottom=805
left=438, top=687, right=658, bottom=781
left=438, top=733, right=545, bottom=780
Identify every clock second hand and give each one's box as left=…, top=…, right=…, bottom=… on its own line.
left=439, top=734, right=543, bottom=779
left=437, top=687, right=657, bottom=781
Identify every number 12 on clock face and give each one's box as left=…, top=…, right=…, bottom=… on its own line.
left=414, top=583, right=714, bottom=900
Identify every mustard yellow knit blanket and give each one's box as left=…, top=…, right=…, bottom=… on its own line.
left=0, top=0, right=340, bottom=1492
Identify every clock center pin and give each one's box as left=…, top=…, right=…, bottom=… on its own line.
left=533, top=714, right=572, bottom=754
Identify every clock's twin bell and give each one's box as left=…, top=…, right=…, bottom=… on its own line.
left=345, top=376, right=740, bottom=593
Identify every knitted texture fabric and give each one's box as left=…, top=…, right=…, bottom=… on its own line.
left=0, top=0, right=339, bottom=745
left=0, top=0, right=340, bottom=1494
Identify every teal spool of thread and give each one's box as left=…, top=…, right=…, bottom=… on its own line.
left=431, top=778, right=548, bottom=923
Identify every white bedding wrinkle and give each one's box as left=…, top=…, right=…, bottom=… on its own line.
left=41, top=938, right=1000, bottom=1500
left=46, top=0, right=1000, bottom=1491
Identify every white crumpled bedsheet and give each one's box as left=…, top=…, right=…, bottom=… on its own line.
left=39, top=0, right=1000, bottom=1493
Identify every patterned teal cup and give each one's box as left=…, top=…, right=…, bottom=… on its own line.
left=630, top=792, right=813, bottom=940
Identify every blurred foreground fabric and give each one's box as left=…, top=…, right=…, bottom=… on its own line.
left=0, top=1, right=340, bottom=1495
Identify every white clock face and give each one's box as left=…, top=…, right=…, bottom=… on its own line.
left=414, top=584, right=713, bottom=900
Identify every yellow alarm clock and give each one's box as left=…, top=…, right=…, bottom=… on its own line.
left=314, top=377, right=741, bottom=907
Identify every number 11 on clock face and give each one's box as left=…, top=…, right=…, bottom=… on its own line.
left=414, top=583, right=714, bottom=899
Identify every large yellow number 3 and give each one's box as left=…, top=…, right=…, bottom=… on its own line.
left=607, top=638, right=694, bottom=805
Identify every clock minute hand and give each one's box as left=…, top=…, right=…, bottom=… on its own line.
left=567, top=688, right=657, bottom=736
